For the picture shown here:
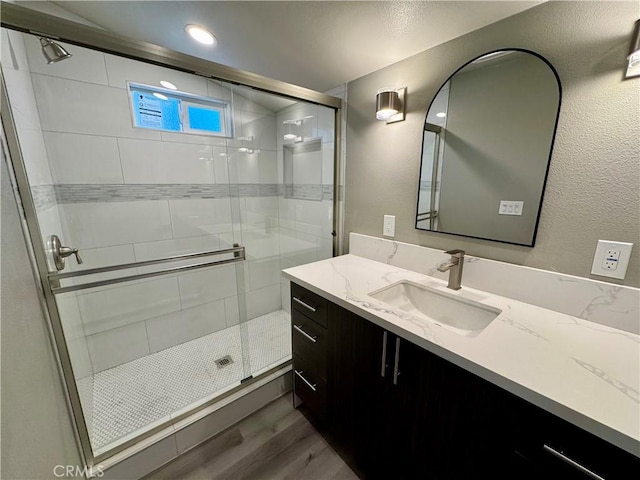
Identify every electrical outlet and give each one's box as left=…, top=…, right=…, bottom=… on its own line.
left=591, top=240, right=633, bottom=279
left=383, top=215, right=396, bottom=237
left=602, top=249, right=620, bottom=270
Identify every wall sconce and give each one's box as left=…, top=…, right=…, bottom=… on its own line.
left=376, top=87, right=406, bottom=123
left=626, top=19, right=640, bottom=78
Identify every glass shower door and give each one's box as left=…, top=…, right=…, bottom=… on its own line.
left=2, top=21, right=337, bottom=460
left=225, top=83, right=336, bottom=381
left=1, top=28, right=254, bottom=456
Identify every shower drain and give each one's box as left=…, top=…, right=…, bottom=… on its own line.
left=214, top=355, right=234, bottom=369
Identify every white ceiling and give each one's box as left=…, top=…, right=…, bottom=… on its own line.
left=44, top=1, right=543, bottom=93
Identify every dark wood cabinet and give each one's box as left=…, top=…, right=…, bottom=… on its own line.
left=291, top=283, right=328, bottom=421
left=291, top=283, right=639, bottom=479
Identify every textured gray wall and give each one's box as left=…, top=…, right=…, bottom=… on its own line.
left=345, top=1, right=640, bottom=287
left=1, top=141, right=82, bottom=478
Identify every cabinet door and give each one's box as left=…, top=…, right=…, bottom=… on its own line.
left=385, top=336, right=434, bottom=478
left=351, top=315, right=392, bottom=478
left=404, top=347, right=516, bottom=479
left=326, top=303, right=358, bottom=464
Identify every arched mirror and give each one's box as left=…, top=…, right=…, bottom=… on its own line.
left=415, top=49, right=561, bottom=246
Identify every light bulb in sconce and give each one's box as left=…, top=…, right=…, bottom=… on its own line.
left=376, top=87, right=406, bottom=123
left=436, top=112, right=447, bottom=118
left=376, top=108, right=398, bottom=120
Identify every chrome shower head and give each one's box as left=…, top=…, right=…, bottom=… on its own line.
left=39, top=37, right=72, bottom=64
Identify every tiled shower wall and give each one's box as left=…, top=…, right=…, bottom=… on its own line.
left=276, top=90, right=339, bottom=310
left=2, top=31, right=335, bottom=381
left=0, top=29, right=87, bottom=362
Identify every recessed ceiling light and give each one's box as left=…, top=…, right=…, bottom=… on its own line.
left=185, top=24, right=217, bottom=46
left=153, top=92, right=168, bottom=100
left=436, top=112, right=446, bottom=118
left=160, top=80, right=177, bottom=90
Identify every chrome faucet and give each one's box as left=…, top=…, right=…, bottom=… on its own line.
left=437, top=249, right=465, bottom=290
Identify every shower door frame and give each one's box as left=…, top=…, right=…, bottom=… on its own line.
left=1, top=1, right=343, bottom=469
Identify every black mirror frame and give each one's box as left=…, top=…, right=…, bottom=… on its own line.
left=414, top=48, right=562, bottom=247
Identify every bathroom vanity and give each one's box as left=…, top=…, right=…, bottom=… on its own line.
left=284, top=254, right=639, bottom=479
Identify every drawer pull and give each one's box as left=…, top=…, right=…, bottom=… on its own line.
left=542, top=445, right=605, bottom=480
left=293, top=296, right=317, bottom=312
left=294, top=369, right=317, bottom=392
left=293, top=324, right=318, bottom=343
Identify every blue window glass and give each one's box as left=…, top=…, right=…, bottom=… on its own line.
left=187, top=106, right=222, bottom=133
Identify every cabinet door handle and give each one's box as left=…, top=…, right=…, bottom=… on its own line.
left=381, top=331, right=388, bottom=377
left=542, top=445, right=605, bottom=480
left=393, top=337, right=401, bottom=385
left=294, top=369, right=317, bottom=392
left=293, top=324, right=318, bottom=343
left=293, top=296, right=317, bottom=312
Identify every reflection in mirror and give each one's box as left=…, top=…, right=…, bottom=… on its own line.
left=416, top=50, right=561, bottom=246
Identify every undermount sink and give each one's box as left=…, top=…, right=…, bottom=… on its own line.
left=368, top=281, right=501, bottom=337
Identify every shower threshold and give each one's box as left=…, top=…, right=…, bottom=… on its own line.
left=77, top=310, right=292, bottom=456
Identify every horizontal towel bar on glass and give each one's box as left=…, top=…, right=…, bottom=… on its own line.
left=416, top=210, right=438, bottom=221
left=48, top=246, right=245, bottom=295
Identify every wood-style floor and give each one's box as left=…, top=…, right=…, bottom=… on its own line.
left=143, top=396, right=359, bottom=480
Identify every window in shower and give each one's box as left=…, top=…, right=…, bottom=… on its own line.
left=128, top=82, right=233, bottom=137
left=1, top=27, right=336, bottom=460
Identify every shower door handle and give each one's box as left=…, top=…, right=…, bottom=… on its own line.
left=50, top=235, right=83, bottom=271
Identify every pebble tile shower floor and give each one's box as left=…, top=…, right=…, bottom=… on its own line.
left=76, top=310, right=291, bottom=453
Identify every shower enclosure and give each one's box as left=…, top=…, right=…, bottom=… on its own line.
left=1, top=5, right=340, bottom=467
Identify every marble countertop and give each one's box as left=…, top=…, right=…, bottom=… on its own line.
left=283, top=254, right=640, bottom=457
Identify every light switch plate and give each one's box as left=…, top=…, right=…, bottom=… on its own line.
left=383, top=215, right=396, bottom=237
left=498, top=200, right=524, bottom=216
left=591, top=240, right=633, bottom=280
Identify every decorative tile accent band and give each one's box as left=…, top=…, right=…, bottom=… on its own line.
left=281, top=184, right=336, bottom=201
left=47, top=184, right=335, bottom=204
left=283, top=184, right=323, bottom=200
left=31, top=184, right=56, bottom=211
left=55, top=184, right=232, bottom=203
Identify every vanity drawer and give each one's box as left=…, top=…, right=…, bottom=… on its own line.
left=292, top=310, right=327, bottom=376
left=293, top=354, right=327, bottom=420
left=291, top=283, right=328, bottom=328
left=510, top=397, right=640, bottom=480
